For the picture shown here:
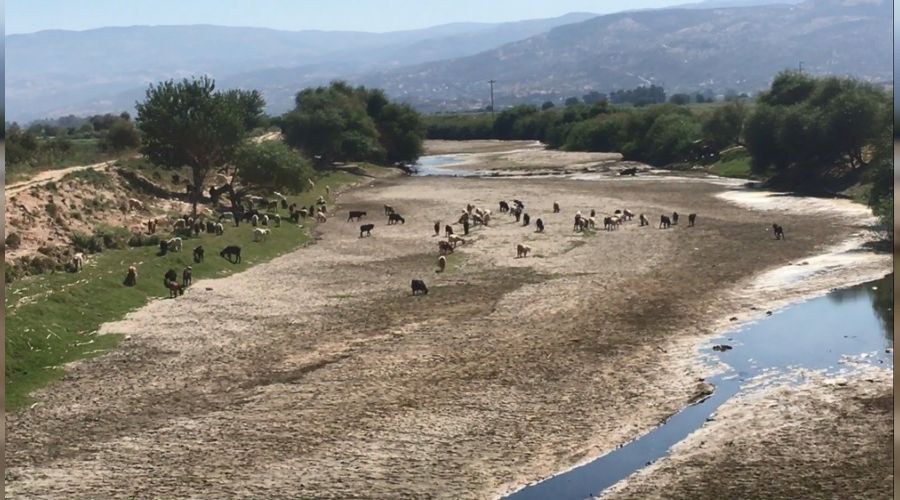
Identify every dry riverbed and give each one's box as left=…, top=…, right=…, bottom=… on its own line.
left=5, top=144, right=890, bottom=498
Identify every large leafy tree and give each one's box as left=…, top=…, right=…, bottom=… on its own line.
left=701, top=101, right=746, bottom=150
left=136, top=76, right=262, bottom=216
left=231, top=141, right=314, bottom=201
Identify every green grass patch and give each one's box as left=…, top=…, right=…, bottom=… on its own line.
left=707, top=148, right=762, bottom=179
left=5, top=170, right=363, bottom=410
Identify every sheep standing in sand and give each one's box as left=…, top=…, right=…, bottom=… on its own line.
left=436, top=256, right=446, bottom=273
left=448, top=234, right=466, bottom=247
left=773, top=223, right=785, bottom=240
left=688, top=213, right=697, bottom=227
left=639, top=214, right=649, bottom=227
left=445, top=225, right=454, bottom=238
left=536, top=218, right=544, bottom=232
left=516, top=244, right=531, bottom=258
left=434, top=221, right=441, bottom=236
left=411, top=279, right=428, bottom=295
left=553, top=202, right=560, bottom=213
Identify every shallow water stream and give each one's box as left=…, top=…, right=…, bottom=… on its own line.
left=505, top=274, right=893, bottom=500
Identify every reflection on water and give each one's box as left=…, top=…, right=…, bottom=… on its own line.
left=413, top=155, right=478, bottom=176
left=505, top=274, right=893, bottom=500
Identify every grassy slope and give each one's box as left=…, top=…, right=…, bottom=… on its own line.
left=5, top=169, right=360, bottom=410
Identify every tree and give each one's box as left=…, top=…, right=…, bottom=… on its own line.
left=374, top=103, right=425, bottom=163
left=136, top=76, right=260, bottom=216
left=701, top=101, right=746, bottom=149
left=280, top=82, right=384, bottom=166
left=231, top=141, right=314, bottom=201
left=541, top=100, right=555, bottom=110
left=225, top=89, right=266, bottom=131
left=102, top=119, right=141, bottom=151
left=564, top=97, right=581, bottom=106
left=668, top=93, right=691, bottom=105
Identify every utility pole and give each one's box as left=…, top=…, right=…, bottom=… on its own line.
left=488, top=79, right=496, bottom=116
left=798, top=61, right=803, bottom=75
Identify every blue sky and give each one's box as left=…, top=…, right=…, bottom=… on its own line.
left=7, top=0, right=688, bottom=35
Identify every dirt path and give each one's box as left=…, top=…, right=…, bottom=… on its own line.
left=6, top=160, right=123, bottom=196
left=5, top=172, right=872, bottom=498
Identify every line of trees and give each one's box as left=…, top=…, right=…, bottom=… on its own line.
left=424, top=72, right=891, bottom=234
left=133, top=78, right=426, bottom=216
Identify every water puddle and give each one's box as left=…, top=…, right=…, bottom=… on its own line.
left=505, top=273, right=893, bottom=500
left=413, top=154, right=478, bottom=176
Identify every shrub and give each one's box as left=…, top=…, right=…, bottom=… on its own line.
left=45, top=202, right=59, bottom=218
left=128, top=233, right=160, bottom=247
left=71, top=231, right=104, bottom=253
left=5, top=265, right=16, bottom=283
left=6, top=232, right=22, bottom=249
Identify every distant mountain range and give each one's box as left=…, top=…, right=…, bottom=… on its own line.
left=6, top=0, right=891, bottom=123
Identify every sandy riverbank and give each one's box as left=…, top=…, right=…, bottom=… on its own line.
left=6, top=144, right=889, bottom=498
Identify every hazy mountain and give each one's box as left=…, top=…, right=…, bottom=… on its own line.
left=362, top=0, right=891, bottom=111
left=5, top=12, right=597, bottom=122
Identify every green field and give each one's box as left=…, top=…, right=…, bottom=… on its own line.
left=4, top=169, right=360, bottom=410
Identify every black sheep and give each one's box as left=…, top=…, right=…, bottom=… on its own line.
left=193, top=245, right=205, bottom=263
left=360, top=223, right=375, bottom=237
left=411, top=279, right=428, bottom=295
left=220, top=245, right=242, bottom=263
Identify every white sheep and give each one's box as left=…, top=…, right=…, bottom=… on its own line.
left=261, top=214, right=269, bottom=226
left=167, top=237, right=183, bottom=252
left=251, top=214, right=259, bottom=226
left=253, top=228, right=270, bottom=242
left=272, top=214, right=281, bottom=227
left=316, top=211, right=327, bottom=223
left=308, top=178, right=316, bottom=189
left=72, top=252, right=85, bottom=271
left=174, top=219, right=187, bottom=230
left=127, top=198, right=144, bottom=211
left=214, top=223, right=225, bottom=235
left=437, top=255, right=446, bottom=273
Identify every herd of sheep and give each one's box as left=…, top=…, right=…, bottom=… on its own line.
left=66, top=183, right=787, bottom=300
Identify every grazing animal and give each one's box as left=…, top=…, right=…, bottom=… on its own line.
left=165, top=279, right=184, bottom=298
left=72, top=252, right=85, bottom=271
left=448, top=234, right=466, bottom=247
left=214, top=223, right=225, bottom=235
left=438, top=240, right=454, bottom=255
left=437, top=255, right=446, bottom=273
left=159, top=240, right=169, bottom=256
left=174, top=219, right=187, bottom=231
left=434, top=221, right=441, bottom=236
left=281, top=199, right=288, bottom=209
left=299, top=208, right=309, bottom=219
left=128, top=198, right=144, bottom=211
left=688, top=213, right=697, bottom=227
left=659, top=215, right=672, bottom=229
left=167, top=237, right=183, bottom=252
left=267, top=200, right=278, bottom=212
left=261, top=214, right=269, bottom=226
left=482, top=212, right=491, bottom=226
left=512, top=207, right=522, bottom=222
left=359, top=223, right=374, bottom=237
left=604, top=217, right=615, bottom=231
left=193, top=245, right=205, bottom=263
left=220, top=245, right=242, bottom=263
left=463, top=219, right=470, bottom=235
left=326, top=185, right=331, bottom=196
left=574, top=214, right=584, bottom=232
left=639, top=214, right=649, bottom=226
left=251, top=214, right=259, bottom=226
left=218, top=212, right=234, bottom=223
left=411, top=279, right=428, bottom=295
left=384, top=205, right=395, bottom=216
left=253, top=228, right=270, bottom=242
left=516, top=243, right=531, bottom=258
left=206, top=221, right=216, bottom=233
left=316, top=211, right=327, bottom=223
left=164, top=268, right=178, bottom=284
left=553, top=202, right=560, bottom=213
left=590, top=209, right=596, bottom=218
left=388, top=213, right=405, bottom=225
left=272, top=214, right=281, bottom=227
left=445, top=225, right=453, bottom=238
left=147, top=218, right=157, bottom=234
left=522, top=213, right=531, bottom=226
left=672, top=212, right=679, bottom=225
left=347, top=210, right=367, bottom=222
left=499, top=201, right=510, bottom=213
left=620, top=167, right=638, bottom=176
left=472, top=214, right=484, bottom=226
left=536, top=218, right=544, bottom=232
left=123, top=266, right=138, bottom=286
left=588, top=216, right=596, bottom=229
left=623, top=209, right=635, bottom=221
left=458, top=213, right=470, bottom=225
left=773, top=224, right=785, bottom=240
left=513, top=199, right=524, bottom=210
left=182, top=266, right=193, bottom=287
left=309, top=205, right=316, bottom=217
left=193, top=222, right=202, bottom=236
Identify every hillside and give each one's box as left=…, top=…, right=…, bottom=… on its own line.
left=5, top=13, right=597, bottom=122
left=364, top=0, right=891, bottom=110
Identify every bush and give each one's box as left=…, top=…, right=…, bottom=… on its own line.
left=128, top=233, right=160, bottom=247
left=95, top=226, right=131, bottom=250
left=71, top=231, right=104, bottom=253
left=6, top=232, right=22, bottom=249
left=45, top=202, right=59, bottom=218
left=5, top=265, right=16, bottom=283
